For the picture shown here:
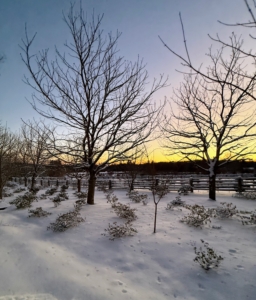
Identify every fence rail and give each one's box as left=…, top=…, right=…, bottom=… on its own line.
left=12, top=174, right=256, bottom=193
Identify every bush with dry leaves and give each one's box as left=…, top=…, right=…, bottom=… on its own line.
left=104, top=221, right=137, bottom=240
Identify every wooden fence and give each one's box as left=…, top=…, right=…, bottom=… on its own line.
left=13, top=174, right=256, bottom=193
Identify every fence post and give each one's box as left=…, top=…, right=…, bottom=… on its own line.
left=189, top=177, right=194, bottom=193
left=56, top=179, right=59, bottom=187
left=24, top=177, right=27, bottom=187
left=237, top=176, right=243, bottom=193
left=77, top=178, right=81, bottom=193
left=109, top=180, right=112, bottom=190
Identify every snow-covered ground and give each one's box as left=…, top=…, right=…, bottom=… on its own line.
left=0, top=183, right=256, bottom=300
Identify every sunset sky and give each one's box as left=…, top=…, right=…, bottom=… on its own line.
left=0, top=0, right=254, bottom=162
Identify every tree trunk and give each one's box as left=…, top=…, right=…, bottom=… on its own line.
left=209, top=174, right=216, bottom=200
left=153, top=203, right=157, bottom=233
left=31, top=173, right=36, bottom=192
left=87, top=171, right=96, bottom=205
left=129, top=178, right=134, bottom=192
left=77, top=178, right=81, bottom=193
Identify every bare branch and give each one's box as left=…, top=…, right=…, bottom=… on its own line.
left=21, top=4, right=168, bottom=204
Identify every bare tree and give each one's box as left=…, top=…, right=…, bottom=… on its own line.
left=0, top=123, right=18, bottom=199
left=20, top=120, right=53, bottom=191
left=160, top=35, right=256, bottom=200
left=146, top=159, right=169, bottom=233
left=151, top=179, right=169, bottom=233
left=20, top=4, right=167, bottom=204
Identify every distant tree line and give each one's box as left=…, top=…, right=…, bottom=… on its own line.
left=106, top=160, right=256, bottom=175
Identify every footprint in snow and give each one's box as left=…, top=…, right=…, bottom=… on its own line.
left=157, top=276, right=162, bottom=284
left=229, top=249, right=237, bottom=253
left=198, top=283, right=205, bottom=290
left=235, top=265, right=244, bottom=270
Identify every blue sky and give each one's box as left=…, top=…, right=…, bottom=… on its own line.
left=0, top=0, right=253, bottom=134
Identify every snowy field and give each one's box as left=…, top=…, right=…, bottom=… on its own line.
left=0, top=183, right=256, bottom=300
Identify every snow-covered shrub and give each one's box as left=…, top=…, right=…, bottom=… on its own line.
left=3, top=187, right=13, bottom=197
left=47, top=210, right=85, bottom=232
left=238, top=210, right=251, bottom=214
left=233, top=191, right=256, bottom=200
left=51, top=191, right=69, bottom=207
left=213, top=202, right=237, bottom=218
left=104, top=221, right=137, bottom=240
left=30, top=186, right=40, bottom=194
left=74, top=199, right=86, bottom=211
left=178, top=185, right=190, bottom=195
left=9, top=192, right=37, bottom=209
left=106, top=192, right=118, bottom=208
left=74, top=191, right=87, bottom=199
left=51, top=197, right=60, bottom=207
left=97, top=182, right=109, bottom=192
left=181, top=204, right=211, bottom=227
left=60, top=184, right=68, bottom=192
left=240, top=210, right=256, bottom=225
left=194, top=239, right=223, bottom=270
left=142, top=199, right=148, bottom=205
left=106, top=190, right=137, bottom=223
left=126, top=190, right=148, bottom=203
left=45, top=187, right=58, bottom=195
left=58, top=190, right=69, bottom=200
left=166, top=195, right=185, bottom=210
left=39, top=193, right=48, bottom=200
left=52, top=196, right=62, bottom=207
left=28, top=207, right=51, bottom=217
left=3, top=191, right=13, bottom=197
left=72, top=192, right=87, bottom=210
left=232, top=192, right=245, bottom=199
left=105, top=190, right=113, bottom=198
left=244, top=192, right=256, bottom=200
left=13, top=187, right=26, bottom=193
left=113, top=203, right=137, bottom=222
left=5, top=181, right=18, bottom=188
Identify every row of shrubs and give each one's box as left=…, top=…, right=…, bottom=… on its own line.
left=6, top=182, right=256, bottom=271
left=8, top=184, right=86, bottom=232
left=166, top=196, right=256, bottom=227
